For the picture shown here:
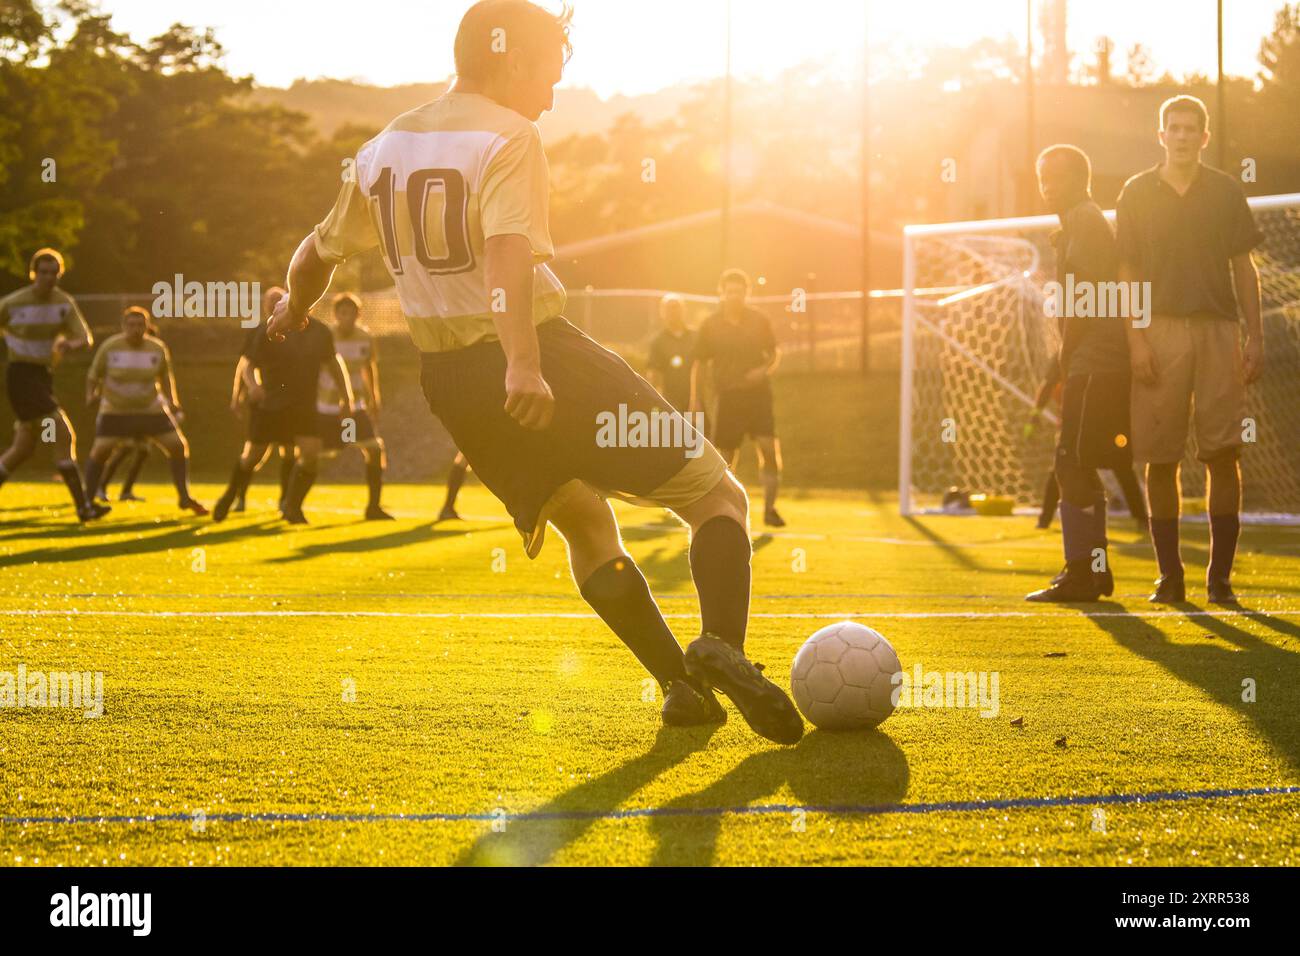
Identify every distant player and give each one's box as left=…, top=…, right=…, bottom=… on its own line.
left=0, top=248, right=108, bottom=521
left=95, top=309, right=161, bottom=503
left=692, top=269, right=785, bottom=527
left=82, top=307, right=207, bottom=516
left=319, top=293, right=393, bottom=520
left=213, top=297, right=353, bottom=524
left=1118, top=95, right=1264, bottom=605
left=266, top=0, right=803, bottom=743
left=1026, top=145, right=1131, bottom=603
left=229, top=286, right=296, bottom=513
left=645, top=293, right=695, bottom=412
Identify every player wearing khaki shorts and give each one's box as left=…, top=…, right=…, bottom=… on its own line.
left=1117, top=95, right=1265, bottom=605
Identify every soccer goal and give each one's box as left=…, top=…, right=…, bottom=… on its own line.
left=898, top=193, right=1300, bottom=520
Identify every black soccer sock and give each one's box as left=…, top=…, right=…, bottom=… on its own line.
left=443, top=460, right=467, bottom=511
left=278, top=453, right=294, bottom=503
left=366, top=460, right=384, bottom=510
left=223, top=461, right=254, bottom=502
left=1091, top=492, right=1109, bottom=551
left=578, top=556, right=687, bottom=688
left=0, top=463, right=9, bottom=488
left=283, top=464, right=317, bottom=515
left=56, top=460, right=89, bottom=512
left=1058, top=501, right=1094, bottom=563
left=762, top=472, right=779, bottom=514
left=81, top=459, right=106, bottom=511
left=1208, top=513, right=1241, bottom=584
left=169, top=453, right=192, bottom=503
left=1039, top=470, right=1059, bottom=525
left=1148, top=517, right=1183, bottom=580
left=121, top=447, right=148, bottom=496
left=688, top=515, right=752, bottom=649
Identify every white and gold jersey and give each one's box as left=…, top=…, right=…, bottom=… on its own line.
left=0, top=286, right=92, bottom=367
left=313, top=92, right=566, bottom=353
left=317, top=324, right=373, bottom=414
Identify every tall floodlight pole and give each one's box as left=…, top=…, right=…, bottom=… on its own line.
left=1025, top=0, right=1036, bottom=214
left=721, top=0, right=734, bottom=271
left=860, top=1, right=872, bottom=374
left=1217, top=0, right=1227, bottom=169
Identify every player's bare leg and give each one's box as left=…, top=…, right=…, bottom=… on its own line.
left=0, top=421, right=38, bottom=490
left=548, top=481, right=723, bottom=727
left=361, top=440, right=393, bottom=520
left=438, top=451, right=469, bottom=521
left=116, top=442, right=150, bottom=501
left=46, top=410, right=106, bottom=522
left=154, top=430, right=207, bottom=515
left=1144, top=461, right=1185, bottom=603
left=755, top=435, right=784, bottom=527
left=671, top=472, right=804, bottom=744
left=281, top=435, right=321, bottom=524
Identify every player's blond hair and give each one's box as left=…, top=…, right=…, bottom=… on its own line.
left=454, top=1, right=574, bottom=83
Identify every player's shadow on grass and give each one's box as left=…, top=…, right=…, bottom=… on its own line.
left=264, top=522, right=514, bottom=563
left=0, top=518, right=283, bottom=568
left=454, top=723, right=721, bottom=866
left=902, top=516, right=1043, bottom=578
left=1087, top=602, right=1300, bottom=775
left=0, top=516, right=209, bottom=543
left=629, top=530, right=777, bottom=595
left=647, top=729, right=909, bottom=866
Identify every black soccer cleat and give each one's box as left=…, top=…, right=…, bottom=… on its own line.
left=1025, top=561, right=1103, bottom=603
left=763, top=508, right=786, bottom=528
left=1207, top=576, right=1239, bottom=606
left=78, top=502, right=111, bottom=523
left=437, top=505, right=461, bottom=522
left=1148, top=574, right=1186, bottom=604
left=233, top=496, right=247, bottom=513
left=684, top=634, right=804, bottom=745
left=660, top=678, right=726, bottom=727
left=212, top=490, right=236, bottom=523
left=180, top=498, right=209, bottom=517
left=281, top=508, right=309, bottom=525
left=365, top=505, right=395, bottom=521
left=1094, top=564, right=1115, bottom=597
left=119, top=491, right=143, bottom=502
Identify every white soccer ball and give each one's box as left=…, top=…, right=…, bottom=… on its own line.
left=790, top=621, right=902, bottom=731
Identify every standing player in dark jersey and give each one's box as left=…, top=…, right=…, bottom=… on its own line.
left=212, top=299, right=353, bottom=524
left=692, top=269, right=785, bottom=528
left=1025, top=145, right=1132, bottom=602
left=645, top=293, right=695, bottom=413
left=229, top=287, right=297, bottom=513
left=0, top=248, right=109, bottom=521
left=265, top=1, right=803, bottom=744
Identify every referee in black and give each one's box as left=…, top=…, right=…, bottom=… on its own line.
left=213, top=293, right=352, bottom=524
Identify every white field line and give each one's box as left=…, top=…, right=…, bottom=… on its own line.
left=2, top=607, right=1298, bottom=622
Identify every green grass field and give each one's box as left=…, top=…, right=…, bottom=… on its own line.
left=2, top=480, right=1299, bottom=866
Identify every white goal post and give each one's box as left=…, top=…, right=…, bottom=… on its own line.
left=899, top=193, right=1300, bottom=519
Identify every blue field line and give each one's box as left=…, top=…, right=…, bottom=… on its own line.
left=5, top=784, right=1297, bottom=828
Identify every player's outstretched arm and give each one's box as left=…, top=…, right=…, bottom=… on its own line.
left=268, top=234, right=335, bottom=341
left=485, top=233, right=554, bottom=431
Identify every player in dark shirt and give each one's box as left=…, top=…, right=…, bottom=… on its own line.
left=692, top=269, right=785, bottom=527
left=1026, top=144, right=1134, bottom=602
left=646, top=294, right=695, bottom=412
left=212, top=291, right=353, bottom=524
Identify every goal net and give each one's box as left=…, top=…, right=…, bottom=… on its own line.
left=899, top=193, right=1300, bottom=520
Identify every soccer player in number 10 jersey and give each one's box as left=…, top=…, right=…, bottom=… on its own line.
left=265, top=0, right=803, bottom=744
